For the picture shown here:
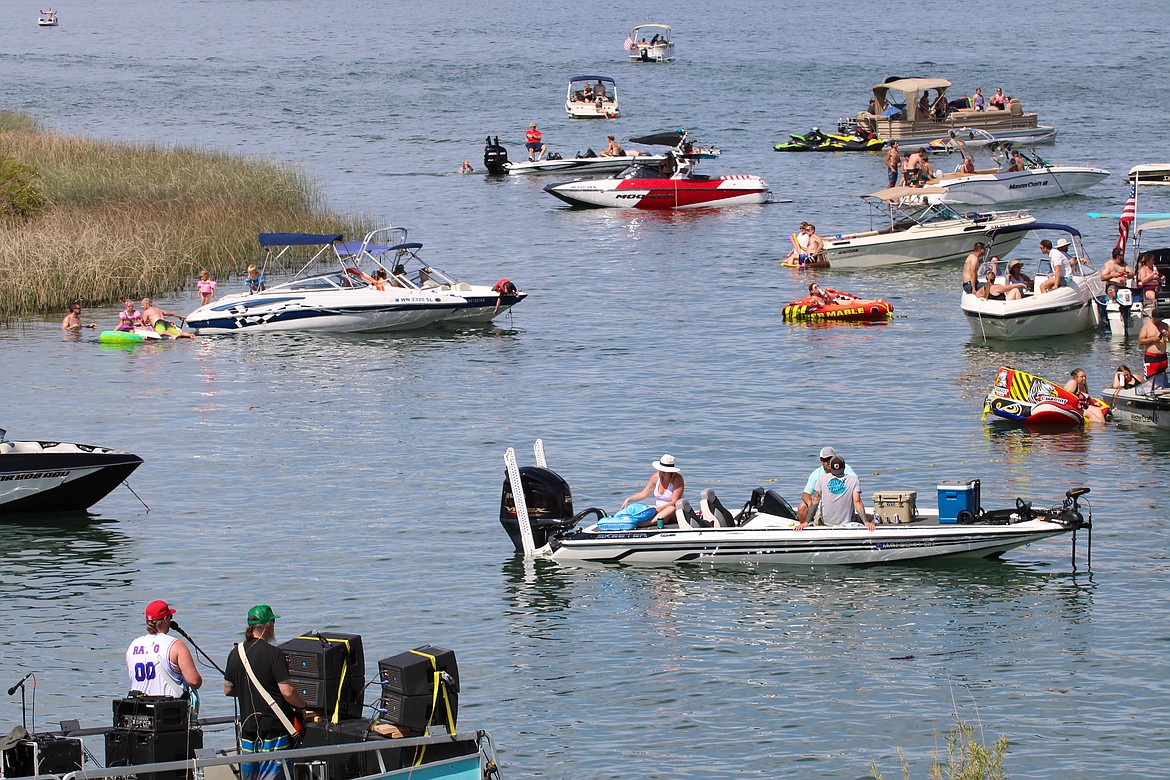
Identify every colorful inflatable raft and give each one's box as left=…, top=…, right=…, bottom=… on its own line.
left=99, top=328, right=163, bottom=344
left=782, top=289, right=893, bottom=321
left=983, top=366, right=1109, bottom=426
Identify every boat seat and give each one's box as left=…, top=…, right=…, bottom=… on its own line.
left=700, top=488, right=737, bottom=528
left=0, top=442, right=12, bottom=454
left=673, top=499, right=707, bottom=530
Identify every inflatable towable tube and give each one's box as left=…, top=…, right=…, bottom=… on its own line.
left=783, top=289, right=893, bottom=321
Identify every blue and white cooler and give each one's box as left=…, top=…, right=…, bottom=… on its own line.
left=937, top=479, right=981, bottom=524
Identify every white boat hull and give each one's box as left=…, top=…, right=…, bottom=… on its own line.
left=500, top=154, right=665, bottom=176
left=185, top=290, right=464, bottom=334
left=888, top=125, right=1057, bottom=146
left=1105, top=384, right=1170, bottom=429
left=933, top=166, right=1110, bottom=205
left=545, top=175, right=771, bottom=210
left=823, top=213, right=1034, bottom=268
left=962, top=281, right=1101, bottom=340
left=628, top=42, right=674, bottom=62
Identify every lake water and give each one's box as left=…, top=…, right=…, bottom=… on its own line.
left=3, top=1, right=1170, bottom=777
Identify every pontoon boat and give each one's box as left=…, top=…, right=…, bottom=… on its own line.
left=626, top=24, right=674, bottom=62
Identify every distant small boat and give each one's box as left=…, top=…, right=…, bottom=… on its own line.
left=566, top=75, right=619, bottom=119
left=38, top=8, right=58, bottom=26
left=626, top=24, right=674, bottom=63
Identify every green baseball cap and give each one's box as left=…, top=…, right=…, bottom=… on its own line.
left=247, top=604, right=280, bottom=625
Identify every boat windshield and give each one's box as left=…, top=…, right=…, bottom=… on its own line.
left=339, top=228, right=460, bottom=291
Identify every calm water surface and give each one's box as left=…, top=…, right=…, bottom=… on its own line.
left=2, top=1, right=1170, bottom=777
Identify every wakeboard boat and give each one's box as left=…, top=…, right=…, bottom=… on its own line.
left=820, top=187, right=1034, bottom=268
left=0, top=429, right=142, bottom=515
left=961, top=223, right=1105, bottom=341
left=499, top=443, right=1092, bottom=566
left=184, top=233, right=469, bottom=335
left=543, top=130, right=771, bottom=210
left=927, top=148, right=1109, bottom=206
left=626, top=24, right=675, bottom=62
left=481, top=135, right=666, bottom=176
left=840, top=77, right=1056, bottom=145
left=565, top=75, right=619, bottom=119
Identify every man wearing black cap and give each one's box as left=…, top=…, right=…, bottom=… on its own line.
left=223, top=605, right=307, bottom=780
left=797, top=455, right=875, bottom=531
left=798, top=446, right=856, bottom=524
left=126, top=600, right=203, bottom=698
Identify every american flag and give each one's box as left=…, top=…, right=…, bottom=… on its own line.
left=623, top=35, right=634, bottom=51
left=1116, top=181, right=1137, bottom=251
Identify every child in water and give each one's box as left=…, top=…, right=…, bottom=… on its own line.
left=197, top=269, right=217, bottom=305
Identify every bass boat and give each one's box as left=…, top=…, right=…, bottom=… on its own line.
left=544, top=130, right=770, bottom=210
left=782, top=289, right=893, bottom=321
left=482, top=135, right=665, bottom=176
left=774, top=127, right=885, bottom=152
left=499, top=443, right=1092, bottom=566
left=0, top=429, right=142, bottom=514
left=983, top=366, right=1109, bottom=426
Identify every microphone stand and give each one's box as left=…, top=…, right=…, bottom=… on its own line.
left=6, top=674, right=34, bottom=732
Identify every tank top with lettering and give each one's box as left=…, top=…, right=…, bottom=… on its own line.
left=125, top=633, right=187, bottom=697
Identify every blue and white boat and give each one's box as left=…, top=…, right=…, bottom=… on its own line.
left=566, top=75, right=619, bottom=119
left=185, top=233, right=470, bottom=335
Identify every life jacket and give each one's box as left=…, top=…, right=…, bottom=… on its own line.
left=493, top=279, right=518, bottom=295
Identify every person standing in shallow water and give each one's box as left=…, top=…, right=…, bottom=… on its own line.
left=61, top=302, right=96, bottom=331
left=197, top=269, right=217, bottom=306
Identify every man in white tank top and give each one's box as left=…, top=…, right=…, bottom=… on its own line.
left=125, top=600, right=203, bottom=697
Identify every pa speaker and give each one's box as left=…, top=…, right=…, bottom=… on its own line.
left=377, top=646, right=458, bottom=697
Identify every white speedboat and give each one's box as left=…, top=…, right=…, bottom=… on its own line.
left=626, top=24, right=674, bottom=62
left=1105, top=378, right=1170, bottom=429
left=499, top=445, right=1092, bottom=566
left=38, top=8, right=58, bottom=26
left=481, top=135, right=666, bottom=176
left=820, top=187, right=1035, bottom=268
left=337, top=227, right=527, bottom=323
left=962, top=223, right=1104, bottom=341
left=565, top=75, right=619, bottom=119
left=0, top=429, right=142, bottom=515
left=925, top=127, right=1056, bottom=153
left=927, top=148, right=1109, bottom=206
left=544, top=130, right=770, bottom=210
left=840, top=77, right=1056, bottom=145
left=185, top=233, right=468, bottom=335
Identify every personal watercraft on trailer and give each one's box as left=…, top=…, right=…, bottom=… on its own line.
left=0, top=428, right=142, bottom=514
left=983, top=366, right=1108, bottom=426
left=774, top=127, right=885, bottom=152
left=499, top=443, right=1092, bottom=566
left=782, top=289, right=892, bottom=321
left=482, top=135, right=666, bottom=176
left=543, top=130, right=771, bottom=210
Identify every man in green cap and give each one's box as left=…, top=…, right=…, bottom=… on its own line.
left=223, top=605, right=307, bottom=780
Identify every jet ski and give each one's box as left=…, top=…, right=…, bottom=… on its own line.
left=774, top=127, right=886, bottom=152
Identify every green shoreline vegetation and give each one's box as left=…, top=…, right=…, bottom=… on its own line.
left=0, top=111, right=367, bottom=318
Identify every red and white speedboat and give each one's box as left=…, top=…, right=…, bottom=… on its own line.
left=543, top=130, right=771, bottom=210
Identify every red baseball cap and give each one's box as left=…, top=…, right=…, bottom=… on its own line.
left=145, top=600, right=176, bottom=621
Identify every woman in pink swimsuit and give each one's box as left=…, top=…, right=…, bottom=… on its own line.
left=621, top=453, right=685, bottom=527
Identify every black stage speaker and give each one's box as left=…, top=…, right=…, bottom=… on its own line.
left=377, top=646, right=458, bottom=696
left=113, top=695, right=190, bottom=732
left=299, top=719, right=401, bottom=780
left=2, top=736, right=84, bottom=777
left=281, top=632, right=365, bottom=720
left=104, top=728, right=203, bottom=780
left=376, top=690, right=459, bottom=732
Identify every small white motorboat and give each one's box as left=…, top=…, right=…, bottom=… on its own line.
left=820, top=187, right=1035, bottom=268
left=1105, top=377, right=1170, bottom=429
left=499, top=444, right=1092, bottom=567
left=0, top=429, right=142, bottom=515
left=184, top=233, right=469, bottom=334
left=565, top=75, right=619, bottom=119
left=962, top=223, right=1105, bottom=341
left=626, top=24, right=674, bottom=62
left=38, top=8, right=58, bottom=26
left=927, top=148, right=1109, bottom=206
left=481, top=135, right=666, bottom=176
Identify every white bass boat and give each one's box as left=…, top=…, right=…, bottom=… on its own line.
left=481, top=135, right=665, bottom=176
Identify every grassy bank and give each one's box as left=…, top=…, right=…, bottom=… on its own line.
left=0, top=111, right=367, bottom=317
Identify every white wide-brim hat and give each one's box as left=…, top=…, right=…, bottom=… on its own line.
left=652, top=453, right=680, bottom=473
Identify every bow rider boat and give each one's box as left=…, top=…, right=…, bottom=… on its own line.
left=0, top=429, right=142, bottom=514
left=962, top=223, right=1105, bottom=341
left=38, top=8, right=58, bottom=26
left=185, top=233, right=469, bottom=334
left=543, top=130, right=771, bottom=210
left=481, top=135, right=666, bottom=176
left=626, top=24, right=674, bottom=62
left=566, top=75, right=619, bottom=119
left=841, top=77, right=1056, bottom=146
left=820, top=187, right=1035, bottom=268
left=499, top=445, right=1091, bottom=566
left=927, top=148, right=1109, bottom=206
left=984, top=366, right=1109, bottom=426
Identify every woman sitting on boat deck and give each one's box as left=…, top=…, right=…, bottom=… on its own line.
left=977, top=270, right=1028, bottom=301
left=621, top=454, right=684, bottom=527
left=1112, top=364, right=1140, bottom=390
left=1137, top=253, right=1161, bottom=308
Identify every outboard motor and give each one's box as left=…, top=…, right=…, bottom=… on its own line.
left=484, top=136, right=509, bottom=175
left=499, top=466, right=576, bottom=551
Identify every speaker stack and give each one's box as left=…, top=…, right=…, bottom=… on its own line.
left=105, top=695, right=201, bottom=780
left=280, top=632, right=366, bottom=722
left=2, top=735, right=84, bottom=777
left=376, top=646, right=459, bottom=733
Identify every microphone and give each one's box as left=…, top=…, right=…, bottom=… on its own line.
left=7, top=672, right=33, bottom=696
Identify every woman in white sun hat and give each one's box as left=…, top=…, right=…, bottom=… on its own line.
left=621, top=453, right=685, bottom=527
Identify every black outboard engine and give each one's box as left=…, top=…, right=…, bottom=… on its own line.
left=484, top=136, right=509, bottom=175
left=500, top=466, right=576, bottom=551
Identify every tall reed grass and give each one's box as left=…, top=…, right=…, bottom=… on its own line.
left=0, top=111, right=368, bottom=317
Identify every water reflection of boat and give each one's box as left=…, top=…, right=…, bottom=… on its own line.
left=0, top=431, right=143, bottom=515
